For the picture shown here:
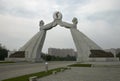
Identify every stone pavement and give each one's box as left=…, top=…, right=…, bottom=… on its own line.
left=0, top=61, right=75, bottom=81
left=38, top=67, right=120, bottom=81
left=1, top=61, right=120, bottom=81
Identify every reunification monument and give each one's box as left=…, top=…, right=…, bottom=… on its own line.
left=7, top=11, right=102, bottom=62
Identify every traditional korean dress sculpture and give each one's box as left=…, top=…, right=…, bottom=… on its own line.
left=54, top=11, right=102, bottom=61
left=19, top=19, right=56, bottom=62
left=18, top=11, right=101, bottom=62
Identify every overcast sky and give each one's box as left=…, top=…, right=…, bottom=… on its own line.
left=0, top=0, right=120, bottom=52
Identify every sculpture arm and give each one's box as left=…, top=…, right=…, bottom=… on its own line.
left=40, top=21, right=57, bottom=30
left=58, top=21, right=76, bottom=29
left=57, top=17, right=78, bottom=29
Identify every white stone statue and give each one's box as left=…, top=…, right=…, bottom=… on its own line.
left=19, top=19, right=57, bottom=62
left=52, top=11, right=78, bottom=29
left=18, top=11, right=102, bottom=62
left=53, top=13, right=101, bottom=62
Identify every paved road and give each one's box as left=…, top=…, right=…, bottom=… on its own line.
left=0, top=61, right=75, bottom=80
left=39, top=67, right=120, bottom=81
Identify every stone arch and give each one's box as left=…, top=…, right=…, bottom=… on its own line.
left=19, top=11, right=102, bottom=62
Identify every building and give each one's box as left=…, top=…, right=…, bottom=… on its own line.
left=48, top=48, right=77, bottom=57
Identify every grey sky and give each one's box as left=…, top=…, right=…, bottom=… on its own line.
left=0, top=0, right=120, bottom=52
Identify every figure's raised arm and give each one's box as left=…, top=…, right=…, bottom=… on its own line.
left=39, top=11, right=78, bottom=30
left=59, top=21, right=74, bottom=28
left=39, top=20, right=57, bottom=31
left=57, top=17, right=78, bottom=29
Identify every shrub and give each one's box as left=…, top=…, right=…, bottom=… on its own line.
left=68, top=64, right=92, bottom=67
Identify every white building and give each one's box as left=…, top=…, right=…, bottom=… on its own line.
left=48, top=48, right=77, bottom=57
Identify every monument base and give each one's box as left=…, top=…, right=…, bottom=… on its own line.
left=5, top=57, right=43, bottom=62
left=88, top=58, right=119, bottom=62
left=5, top=58, right=26, bottom=62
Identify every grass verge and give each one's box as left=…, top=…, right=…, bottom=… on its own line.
left=68, top=63, right=92, bottom=67
left=0, top=61, right=15, bottom=64
left=2, top=67, right=68, bottom=81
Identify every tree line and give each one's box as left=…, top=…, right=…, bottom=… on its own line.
left=1, top=43, right=120, bottom=61
left=41, top=53, right=76, bottom=61
left=0, top=44, right=9, bottom=60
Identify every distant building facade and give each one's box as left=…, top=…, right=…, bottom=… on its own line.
left=48, top=48, right=77, bottom=57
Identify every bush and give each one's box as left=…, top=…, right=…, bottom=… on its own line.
left=68, top=64, right=92, bottom=67
left=116, top=52, right=120, bottom=60
left=89, top=50, right=114, bottom=57
left=0, top=61, right=15, bottom=64
left=0, top=46, right=8, bottom=60
left=41, top=53, right=76, bottom=61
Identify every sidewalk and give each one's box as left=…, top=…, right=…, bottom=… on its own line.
left=38, top=67, right=120, bottom=81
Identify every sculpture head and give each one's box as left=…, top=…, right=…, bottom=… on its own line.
left=53, top=11, right=62, bottom=20
left=72, top=17, right=78, bottom=25
left=39, top=20, right=44, bottom=26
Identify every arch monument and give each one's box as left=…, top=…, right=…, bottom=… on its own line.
left=18, top=11, right=102, bottom=62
